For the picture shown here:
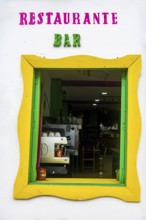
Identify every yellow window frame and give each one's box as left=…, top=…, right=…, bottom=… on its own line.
left=14, top=55, right=141, bottom=201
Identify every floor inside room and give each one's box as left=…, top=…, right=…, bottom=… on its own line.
left=72, top=155, right=114, bottom=178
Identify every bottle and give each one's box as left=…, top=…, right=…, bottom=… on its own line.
left=37, top=167, right=47, bottom=181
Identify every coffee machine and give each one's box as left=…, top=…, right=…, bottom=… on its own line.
left=40, top=137, right=69, bottom=164
left=43, top=123, right=79, bottom=153
left=40, top=137, right=70, bottom=176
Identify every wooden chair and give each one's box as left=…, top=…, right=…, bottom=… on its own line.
left=82, top=145, right=96, bottom=172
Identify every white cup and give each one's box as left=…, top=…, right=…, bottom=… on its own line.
left=55, top=132, right=61, bottom=137
left=49, top=132, right=54, bottom=137
left=42, top=132, right=47, bottom=137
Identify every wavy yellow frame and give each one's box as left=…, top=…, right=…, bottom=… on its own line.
left=14, top=55, right=141, bottom=201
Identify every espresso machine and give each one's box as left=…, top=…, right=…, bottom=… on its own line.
left=43, top=123, right=79, bottom=153
left=40, top=137, right=70, bottom=177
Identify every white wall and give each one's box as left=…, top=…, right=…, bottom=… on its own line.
left=1, top=0, right=146, bottom=220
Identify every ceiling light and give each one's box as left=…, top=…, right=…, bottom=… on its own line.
left=93, top=103, right=97, bottom=106
left=95, top=99, right=100, bottom=102
left=102, top=91, right=107, bottom=95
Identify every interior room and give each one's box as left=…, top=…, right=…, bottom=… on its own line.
left=39, top=68, right=122, bottom=179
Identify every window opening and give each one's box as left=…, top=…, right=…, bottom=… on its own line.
left=29, top=68, right=127, bottom=184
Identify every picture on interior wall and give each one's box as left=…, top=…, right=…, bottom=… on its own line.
left=14, top=54, right=141, bottom=201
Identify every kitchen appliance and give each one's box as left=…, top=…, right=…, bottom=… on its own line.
left=42, top=124, right=79, bottom=152
left=40, top=137, right=71, bottom=177
left=40, top=137, right=69, bottom=164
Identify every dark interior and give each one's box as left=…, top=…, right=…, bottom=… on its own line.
left=40, top=69, right=121, bottom=179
